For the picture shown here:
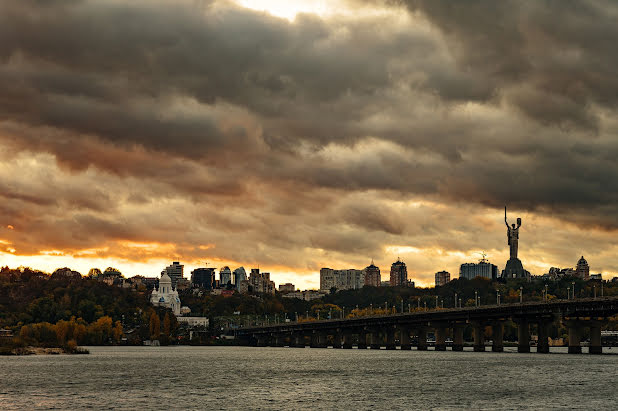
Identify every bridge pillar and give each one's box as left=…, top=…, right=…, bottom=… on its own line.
left=256, top=335, right=267, bottom=347
left=311, top=331, right=327, bottom=348
left=536, top=319, right=551, bottom=354
left=400, top=327, right=411, bottom=350
left=491, top=322, right=504, bottom=352
left=589, top=321, right=602, bottom=354
left=452, top=324, right=464, bottom=351
left=473, top=322, right=486, bottom=352
left=358, top=330, right=368, bottom=349
left=342, top=332, right=353, bottom=349
left=565, top=320, right=582, bottom=354
left=435, top=325, right=447, bottom=351
left=369, top=330, right=382, bottom=349
left=333, top=331, right=342, bottom=349
left=273, top=334, right=285, bottom=347
left=416, top=327, right=428, bottom=351
left=385, top=328, right=396, bottom=350
left=515, top=319, right=530, bottom=353
left=292, top=333, right=305, bottom=348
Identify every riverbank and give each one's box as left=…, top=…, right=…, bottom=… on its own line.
left=0, top=345, right=89, bottom=356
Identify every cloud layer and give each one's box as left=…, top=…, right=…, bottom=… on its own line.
left=1, top=0, right=617, bottom=286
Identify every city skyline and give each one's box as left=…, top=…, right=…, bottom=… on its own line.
left=2, top=1, right=618, bottom=290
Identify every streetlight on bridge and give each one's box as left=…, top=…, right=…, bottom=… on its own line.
left=519, top=286, right=523, bottom=304
left=475, top=291, right=478, bottom=307
left=572, top=281, right=576, bottom=299
left=455, top=293, right=458, bottom=308
left=544, top=284, right=548, bottom=301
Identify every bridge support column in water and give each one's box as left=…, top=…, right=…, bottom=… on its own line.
left=273, top=334, right=285, bottom=347
left=452, top=324, right=464, bottom=351
left=358, top=330, right=368, bottom=349
left=369, top=330, right=382, bottom=349
left=256, top=335, right=268, bottom=347
left=491, top=321, right=504, bottom=352
left=565, top=320, right=582, bottom=354
left=400, top=327, right=411, bottom=350
left=473, top=322, right=486, bottom=352
left=589, top=321, right=603, bottom=354
left=434, top=324, right=447, bottom=351
left=385, top=327, right=396, bottom=350
left=536, top=318, right=552, bottom=353
left=416, top=327, right=428, bottom=351
left=333, top=331, right=342, bottom=349
left=291, top=333, right=305, bottom=348
left=342, top=332, right=353, bottom=349
left=515, top=318, right=530, bottom=353
left=311, top=331, right=327, bottom=348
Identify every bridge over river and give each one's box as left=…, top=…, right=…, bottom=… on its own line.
left=235, top=296, right=618, bottom=354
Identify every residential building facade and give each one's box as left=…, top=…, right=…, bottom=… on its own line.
left=320, top=268, right=365, bottom=291
left=435, top=270, right=450, bottom=287
left=389, top=259, right=408, bottom=287
left=363, top=261, right=381, bottom=287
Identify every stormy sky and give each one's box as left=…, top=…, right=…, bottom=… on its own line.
left=1, top=0, right=618, bottom=288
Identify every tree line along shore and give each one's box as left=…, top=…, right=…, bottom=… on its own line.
left=1, top=266, right=617, bottom=354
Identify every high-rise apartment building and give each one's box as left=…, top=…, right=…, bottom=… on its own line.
left=435, top=270, right=450, bottom=287
left=233, top=267, right=247, bottom=290
left=363, top=261, right=381, bottom=287
left=459, top=261, right=498, bottom=280
left=162, top=261, right=184, bottom=289
left=279, top=283, right=295, bottom=293
left=191, top=267, right=215, bottom=289
left=219, top=266, right=232, bottom=287
left=248, top=268, right=275, bottom=294
left=389, top=259, right=408, bottom=287
left=320, top=268, right=365, bottom=291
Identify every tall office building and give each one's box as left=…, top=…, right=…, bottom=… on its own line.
left=248, top=268, right=275, bottom=294
left=435, top=271, right=451, bottom=287
left=191, top=267, right=215, bottom=289
left=459, top=261, right=499, bottom=280
left=219, top=266, right=232, bottom=287
left=162, top=261, right=184, bottom=289
left=319, top=268, right=365, bottom=292
left=389, top=259, right=408, bottom=287
left=233, top=267, right=247, bottom=290
left=363, top=261, right=381, bottom=287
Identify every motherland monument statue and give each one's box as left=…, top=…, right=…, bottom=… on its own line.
left=502, top=206, right=530, bottom=279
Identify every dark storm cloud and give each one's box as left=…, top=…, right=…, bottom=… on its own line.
left=392, top=0, right=618, bottom=130
left=1, top=0, right=618, bottom=277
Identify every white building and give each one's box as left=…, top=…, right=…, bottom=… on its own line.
left=150, top=273, right=181, bottom=316
left=320, top=268, right=365, bottom=292
left=177, top=317, right=209, bottom=327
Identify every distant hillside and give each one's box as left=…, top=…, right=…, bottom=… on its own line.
left=0, top=267, right=151, bottom=329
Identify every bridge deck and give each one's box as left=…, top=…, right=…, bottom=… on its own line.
left=236, top=297, right=618, bottom=336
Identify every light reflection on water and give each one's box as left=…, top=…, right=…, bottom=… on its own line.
left=1, top=346, right=617, bottom=410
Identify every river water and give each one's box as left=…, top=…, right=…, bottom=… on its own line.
left=1, top=346, right=617, bottom=410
